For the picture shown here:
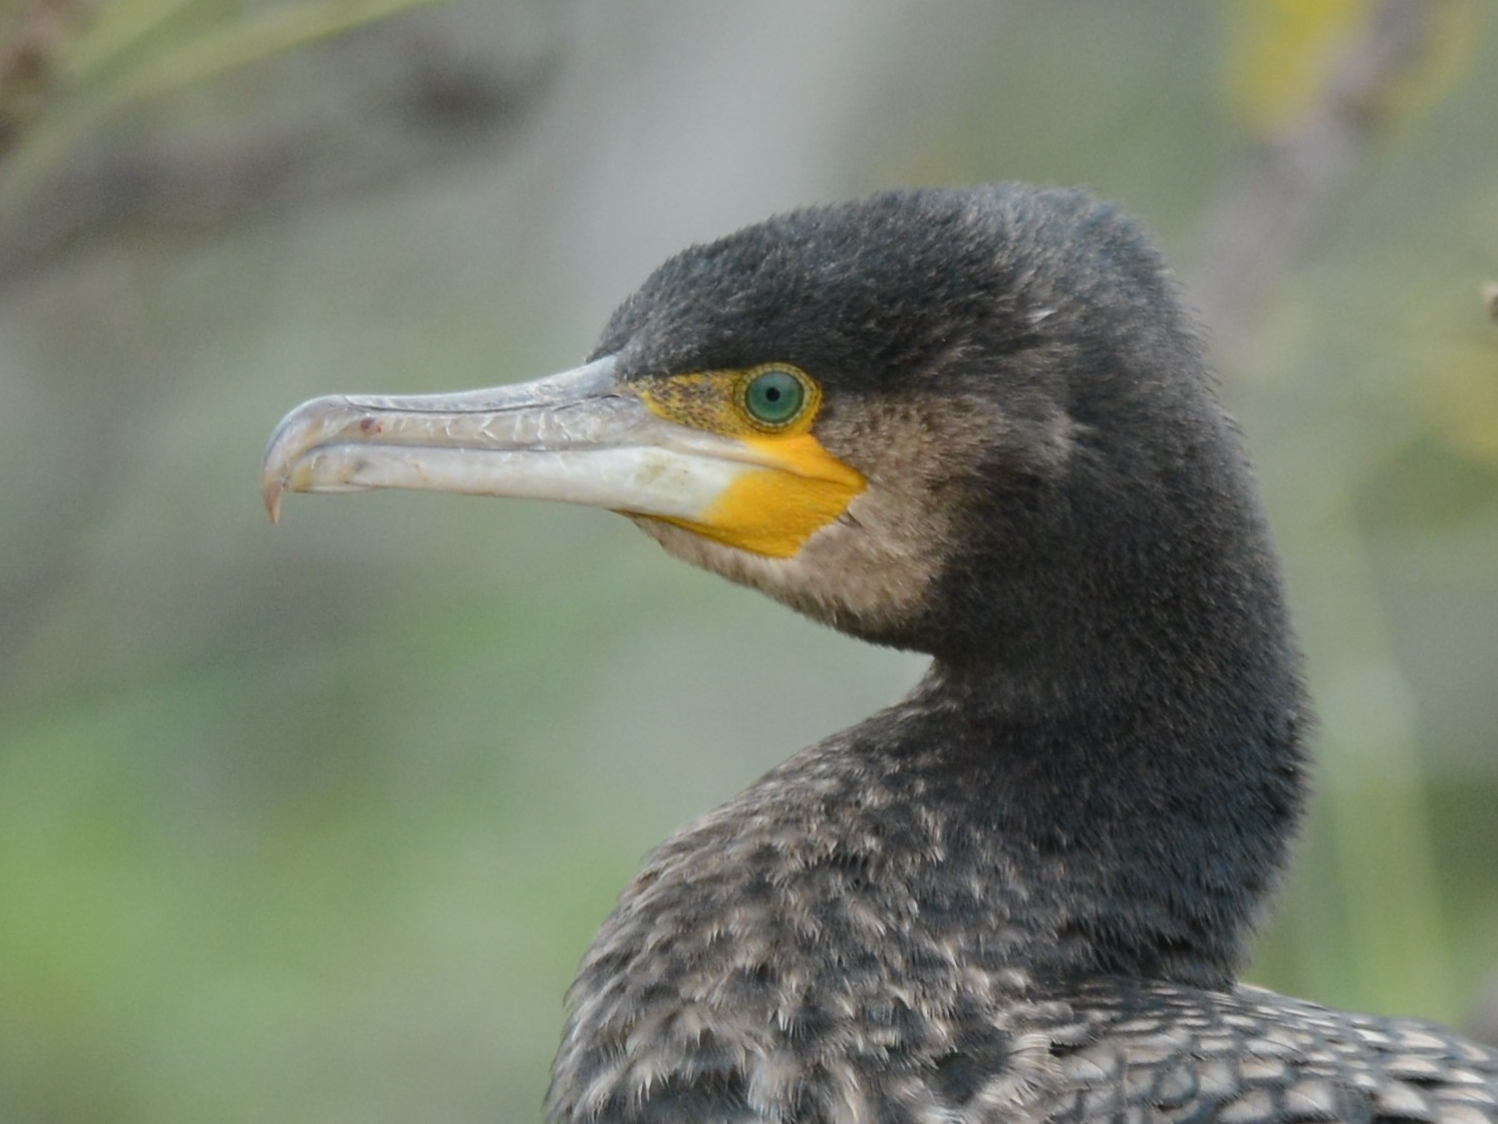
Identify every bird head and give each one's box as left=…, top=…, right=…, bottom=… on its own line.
left=262, top=186, right=1270, bottom=673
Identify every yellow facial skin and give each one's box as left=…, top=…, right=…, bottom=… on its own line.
left=634, top=366, right=866, bottom=558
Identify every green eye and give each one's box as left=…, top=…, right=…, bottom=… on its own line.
left=743, top=367, right=807, bottom=426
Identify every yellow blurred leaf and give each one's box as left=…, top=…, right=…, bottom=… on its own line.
left=1410, top=276, right=1498, bottom=466
left=1223, top=0, right=1365, bottom=131
left=1222, top=0, right=1482, bottom=134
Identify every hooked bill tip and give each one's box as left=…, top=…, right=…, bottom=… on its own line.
left=261, top=394, right=347, bottom=524
left=261, top=470, right=286, bottom=524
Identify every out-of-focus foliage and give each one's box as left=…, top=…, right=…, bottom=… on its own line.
left=0, top=0, right=461, bottom=219
left=1, top=2, right=1496, bottom=1122
left=1223, top=0, right=1367, bottom=128
left=1222, top=0, right=1482, bottom=133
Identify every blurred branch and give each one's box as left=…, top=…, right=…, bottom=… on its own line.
left=0, top=0, right=463, bottom=230
left=62, top=0, right=205, bottom=83
left=1192, top=0, right=1451, bottom=355
left=0, top=32, right=553, bottom=288
left=1192, top=0, right=1478, bottom=1021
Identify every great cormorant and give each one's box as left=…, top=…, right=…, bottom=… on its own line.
left=261, top=185, right=1498, bottom=1124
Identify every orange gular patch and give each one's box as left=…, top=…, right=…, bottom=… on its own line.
left=673, top=432, right=866, bottom=557
left=635, top=369, right=867, bottom=558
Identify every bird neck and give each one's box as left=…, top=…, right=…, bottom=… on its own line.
left=833, top=393, right=1314, bottom=987
left=856, top=608, right=1307, bottom=991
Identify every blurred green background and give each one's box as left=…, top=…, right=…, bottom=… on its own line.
left=1, top=0, right=1496, bottom=1120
